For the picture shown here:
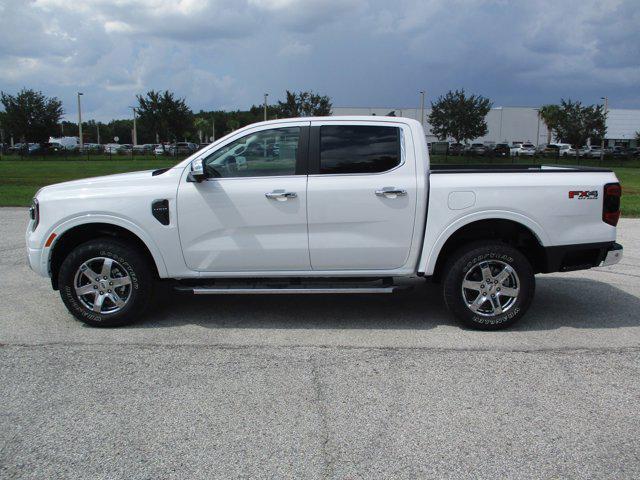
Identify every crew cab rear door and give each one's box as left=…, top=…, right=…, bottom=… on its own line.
left=306, top=120, right=417, bottom=270
left=177, top=121, right=310, bottom=272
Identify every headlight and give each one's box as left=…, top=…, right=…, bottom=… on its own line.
left=29, top=198, right=39, bottom=230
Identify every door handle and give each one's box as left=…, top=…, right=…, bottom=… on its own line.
left=265, top=189, right=297, bottom=201
left=375, top=187, right=407, bottom=198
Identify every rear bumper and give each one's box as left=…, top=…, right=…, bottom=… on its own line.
left=543, top=242, right=622, bottom=273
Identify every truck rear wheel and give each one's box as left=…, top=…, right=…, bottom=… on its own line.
left=442, top=241, right=535, bottom=330
left=58, top=239, right=154, bottom=327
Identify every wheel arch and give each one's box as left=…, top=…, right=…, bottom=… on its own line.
left=425, top=216, right=547, bottom=282
left=49, top=220, right=167, bottom=290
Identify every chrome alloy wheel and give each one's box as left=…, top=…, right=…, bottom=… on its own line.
left=461, top=260, right=520, bottom=317
left=73, top=257, right=132, bottom=314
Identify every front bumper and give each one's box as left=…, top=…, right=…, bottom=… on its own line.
left=600, top=243, right=623, bottom=267
left=27, top=246, right=47, bottom=277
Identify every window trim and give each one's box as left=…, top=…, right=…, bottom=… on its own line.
left=308, top=123, right=405, bottom=177
left=197, top=123, right=310, bottom=181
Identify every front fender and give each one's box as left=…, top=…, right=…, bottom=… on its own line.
left=41, top=213, right=169, bottom=279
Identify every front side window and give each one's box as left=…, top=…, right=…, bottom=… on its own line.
left=203, top=127, right=300, bottom=178
left=319, top=125, right=401, bottom=174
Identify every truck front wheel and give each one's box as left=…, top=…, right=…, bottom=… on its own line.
left=442, top=242, right=535, bottom=330
left=58, top=239, right=154, bottom=327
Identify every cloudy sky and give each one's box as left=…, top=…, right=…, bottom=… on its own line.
left=0, top=0, right=638, bottom=121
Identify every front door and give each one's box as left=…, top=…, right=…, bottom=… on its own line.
left=306, top=122, right=417, bottom=270
left=177, top=123, right=310, bottom=272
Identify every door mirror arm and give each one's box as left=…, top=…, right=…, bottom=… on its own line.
left=187, top=158, right=207, bottom=183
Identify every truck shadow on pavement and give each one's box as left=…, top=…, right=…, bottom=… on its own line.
left=142, top=276, right=640, bottom=332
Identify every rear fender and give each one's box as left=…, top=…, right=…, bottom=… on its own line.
left=418, top=210, right=549, bottom=275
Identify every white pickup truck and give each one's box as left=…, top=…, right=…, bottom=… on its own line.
left=26, top=117, right=623, bottom=329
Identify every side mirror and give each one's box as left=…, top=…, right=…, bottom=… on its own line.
left=187, top=158, right=206, bottom=183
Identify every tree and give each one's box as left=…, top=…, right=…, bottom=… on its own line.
left=538, top=104, right=561, bottom=144
left=194, top=117, right=210, bottom=144
left=136, top=90, right=194, bottom=142
left=428, top=89, right=492, bottom=144
left=276, top=90, right=332, bottom=117
left=0, top=88, right=63, bottom=142
left=541, top=99, right=606, bottom=151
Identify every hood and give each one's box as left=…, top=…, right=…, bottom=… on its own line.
left=36, top=168, right=174, bottom=201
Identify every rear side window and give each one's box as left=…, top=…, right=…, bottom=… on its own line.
left=319, top=125, right=400, bottom=174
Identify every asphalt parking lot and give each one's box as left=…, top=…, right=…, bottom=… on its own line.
left=1, top=206, right=639, bottom=479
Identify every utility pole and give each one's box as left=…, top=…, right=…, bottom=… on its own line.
left=77, top=92, right=84, bottom=149
left=212, top=118, right=215, bottom=142
left=600, top=96, right=608, bottom=162
left=263, top=93, right=269, bottom=121
left=96, top=123, right=100, bottom=145
left=129, top=106, right=138, bottom=146
left=419, top=91, right=425, bottom=130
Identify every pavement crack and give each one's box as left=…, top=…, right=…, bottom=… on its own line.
left=310, top=355, right=335, bottom=479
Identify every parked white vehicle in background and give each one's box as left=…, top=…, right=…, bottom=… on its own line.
left=104, top=143, right=121, bottom=154
left=583, top=145, right=604, bottom=158
left=154, top=144, right=168, bottom=155
left=554, top=143, right=572, bottom=157
left=26, top=117, right=623, bottom=330
left=566, top=145, right=590, bottom=157
left=510, top=142, right=536, bottom=156
left=48, top=136, right=80, bottom=150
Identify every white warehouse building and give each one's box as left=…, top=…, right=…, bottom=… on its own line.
left=332, top=106, right=640, bottom=148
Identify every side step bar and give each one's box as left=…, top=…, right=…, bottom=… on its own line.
left=174, top=285, right=405, bottom=295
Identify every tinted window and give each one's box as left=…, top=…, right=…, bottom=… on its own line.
left=203, top=127, right=300, bottom=178
left=320, top=125, right=400, bottom=174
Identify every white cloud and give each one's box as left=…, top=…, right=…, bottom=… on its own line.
left=1, top=0, right=639, bottom=120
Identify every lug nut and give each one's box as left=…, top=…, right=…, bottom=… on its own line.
left=109, top=281, right=113, bottom=285
left=480, top=284, right=485, bottom=288
left=103, top=276, right=107, bottom=280
left=99, top=291, right=104, bottom=295
left=497, top=288, right=501, bottom=292
left=108, top=289, right=111, bottom=293
left=93, top=285, right=98, bottom=289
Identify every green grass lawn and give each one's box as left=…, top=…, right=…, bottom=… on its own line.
left=614, top=167, right=640, bottom=217
left=1, top=157, right=639, bottom=217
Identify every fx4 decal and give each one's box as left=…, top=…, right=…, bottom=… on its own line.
left=568, top=190, right=598, bottom=199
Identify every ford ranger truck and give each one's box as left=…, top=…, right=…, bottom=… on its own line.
left=26, top=117, right=623, bottom=330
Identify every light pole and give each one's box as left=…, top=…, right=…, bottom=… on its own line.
left=263, top=93, right=269, bottom=121
left=129, top=106, right=138, bottom=146
left=535, top=108, right=540, bottom=148
left=212, top=118, right=215, bottom=142
left=77, top=92, right=84, bottom=150
left=419, top=90, right=425, bottom=130
left=96, top=123, right=100, bottom=145
left=600, top=96, right=608, bottom=162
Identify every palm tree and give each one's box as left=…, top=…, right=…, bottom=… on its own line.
left=194, top=117, right=210, bottom=144
left=538, top=104, right=561, bottom=144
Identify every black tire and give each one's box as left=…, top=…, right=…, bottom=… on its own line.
left=442, top=241, right=535, bottom=330
left=58, top=238, right=154, bottom=327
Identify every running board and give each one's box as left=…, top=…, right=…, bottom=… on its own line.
left=174, top=285, right=405, bottom=295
